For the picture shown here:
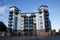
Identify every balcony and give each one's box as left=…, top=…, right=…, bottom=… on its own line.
left=15, top=11, right=19, bottom=15
left=24, top=21, right=28, bottom=23
left=29, top=18, right=33, bottom=20
left=24, top=19, right=28, bottom=21
left=8, top=21, right=12, bottom=23
left=21, top=14, right=26, bottom=17
left=45, top=28, right=50, bottom=32
left=29, top=19, right=33, bottom=21
left=24, top=27, right=29, bottom=29
left=24, top=24, right=28, bottom=27
left=43, top=10, right=49, bottom=16
left=31, top=15, right=36, bottom=17
left=9, top=17, right=13, bottom=20
left=39, top=11, right=42, bottom=14
left=9, top=11, right=13, bottom=14
left=29, top=21, right=33, bottom=24
left=45, top=19, right=49, bottom=22
left=45, top=24, right=49, bottom=27
left=24, top=27, right=33, bottom=30
left=45, top=16, right=49, bottom=20
left=44, top=13, right=49, bottom=16
left=24, top=29, right=28, bottom=32
left=8, top=24, right=12, bottom=26
left=29, top=24, right=33, bottom=27
left=46, top=20, right=49, bottom=23
left=24, top=22, right=28, bottom=24
left=9, top=14, right=13, bottom=17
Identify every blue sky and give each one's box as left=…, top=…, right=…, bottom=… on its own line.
left=0, top=0, right=60, bottom=30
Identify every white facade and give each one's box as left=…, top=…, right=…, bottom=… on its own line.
left=8, top=5, right=51, bottom=32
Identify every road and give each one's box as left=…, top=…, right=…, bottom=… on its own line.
left=0, top=35, right=60, bottom=40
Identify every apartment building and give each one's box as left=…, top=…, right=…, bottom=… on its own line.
left=8, top=5, right=51, bottom=36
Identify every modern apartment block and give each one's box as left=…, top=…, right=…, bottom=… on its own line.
left=8, top=5, right=51, bottom=36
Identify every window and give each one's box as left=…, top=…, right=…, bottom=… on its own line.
left=9, top=14, right=13, bottom=17
left=15, top=10, right=19, bottom=15
left=24, top=24, right=28, bottom=27
left=45, top=16, right=49, bottom=19
left=14, top=17, right=18, bottom=30
left=33, top=17, right=36, bottom=22
left=40, top=16, right=42, bottom=18
left=40, top=26, right=43, bottom=31
left=21, top=25, right=24, bottom=27
left=40, top=19, right=42, bottom=21
left=40, top=26, right=43, bottom=28
left=24, top=29, right=28, bottom=32
left=9, top=11, right=13, bottom=14
left=40, top=29, right=43, bottom=31
left=40, top=22, right=43, bottom=24
left=21, top=20, right=24, bottom=22
left=46, top=21, right=49, bottom=23
left=29, top=24, right=32, bottom=27
left=22, top=18, right=24, bottom=20
left=39, top=11, right=42, bottom=14
left=24, top=18, right=28, bottom=21
left=39, top=10, right=42, bottom=14
left=21, top=22, right=24, bottom=23
left=45, top=28, right=49, bottom=32
left=44, top=10, right=48, bottom=13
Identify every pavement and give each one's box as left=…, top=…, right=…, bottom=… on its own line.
left=0, top=35, right=60, bottom=40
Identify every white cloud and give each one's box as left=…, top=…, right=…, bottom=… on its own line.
left=0, top=5, right=10, bottom=19
left=0, top=6, right=8, bottom=14
left=0, top=16, right=3, bottom=19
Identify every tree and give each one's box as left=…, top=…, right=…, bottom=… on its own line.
left=0, top=21, right=7, bottom=32
left=52, top=29, right=56, bottom=32
left=51, top=29, right=56, bottom=35
left=59, top=29, right=60, bottom=32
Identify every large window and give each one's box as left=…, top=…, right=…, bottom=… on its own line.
left=40, top=16, right=42, bottom=18
left=40, top=22, right=43, bottom=24
left=15, top=10, right=19, bottom=15
left=33, top=17, right=36, bottom=23
left=40, top=19, right=42, bottom=21
left=9, top=11, right=13, bottom=14
left=24, top=24, right=28, bottom=27
left=44, top=10, right=48, bottom=13
left=24, top=17, right=28, bottom=21
left=40, top=26, right=43, bottom=31
left=39, top=10, right=42, bottom=14
left=14, top=17, right=18, bottom=30
left=40, top=26, right=43, bottom=28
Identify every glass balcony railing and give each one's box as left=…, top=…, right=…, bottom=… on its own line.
left=21, top=14, right=26, bottom=17
left=31, top=14, right=36, bottom=17
left=29, top=19, right=33, bottom=21
left=9, top=11, right=13, bottom=14
left=29, top=25, right=32, bottom=27
left=29, top=21, right=33, bottom=24
left=9, top=17, right=13, bottom=20
left=24, top=22, right=28, bottom=24
left=8, top=24, right=12, bottom=26
left=9, top=21, right=12, bottom=23
left=24, top=19, right=28, bottom=21
left=24, top=27, right=29, bottom=29
left=24, top=21, right=28, bottom=24
left=9, top=14, right=13, bottom=17
left=24, top=25, right=28, bottom=27
left=44, top=13, right=49, bottom=16
left=24, top=27, right=33, bottom=30
left=45, top=19, right=49, bottom=22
